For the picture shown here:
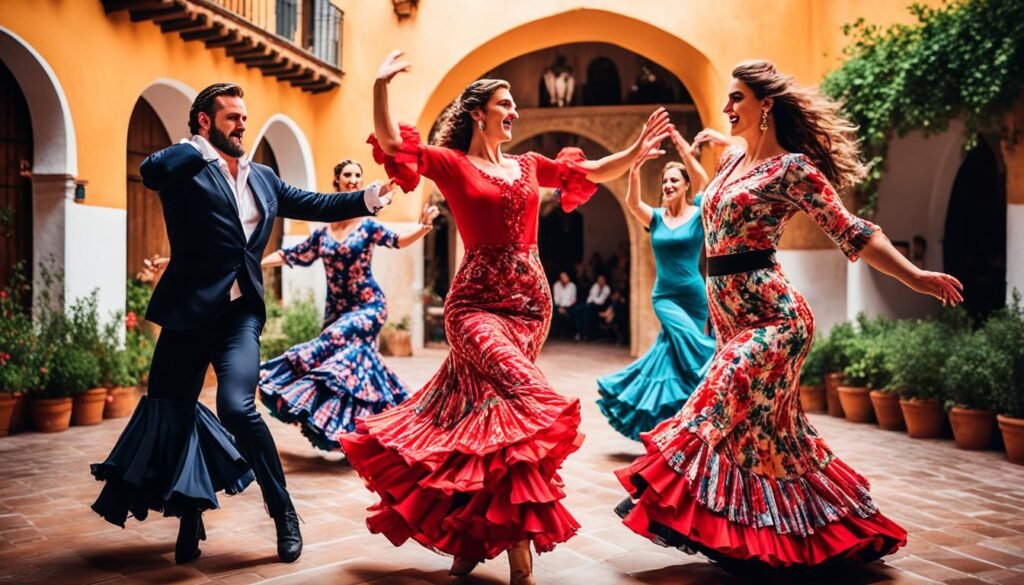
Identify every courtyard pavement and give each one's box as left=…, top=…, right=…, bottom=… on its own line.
left=1, top=342, right=1023, bottom=585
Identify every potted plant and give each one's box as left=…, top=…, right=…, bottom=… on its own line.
left=890, top=320, right=949, bottom=439
left=65, top=293, right=107, bottom=426
left=821, top=321, right=855, bottom=417
left=987, top=292, right=1024, bottom=463
left=0, top=266, right=36, bottom=435
left=838, top=315, right=892, bottom=424
left=799, top=339, right=827, bottom=413
left=35, top=345, right=99, bottom=430
left=865, top=320, right=905, bottom=431
left=942, top=329, right=1002, bottom=450
left=380, top=317, right=413, bottom=357
left=103, top=350, right=139, bottom=419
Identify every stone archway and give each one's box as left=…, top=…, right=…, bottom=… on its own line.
left=0, top=26, right=80, bottom=312
left=414, top=12, right=715, bottom=354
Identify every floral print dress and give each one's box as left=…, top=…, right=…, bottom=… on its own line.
left=258, top=219, right=409, bottom=451
left=615, top=148, right=907, bottom=567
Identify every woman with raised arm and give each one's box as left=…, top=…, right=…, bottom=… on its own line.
left=258, top=159, right=437, bottom=452
left=339, top=50, right=671, bottom=585
left=597, top=128, right=716, bottom=441
left=614, top=61, right=963, bottom=569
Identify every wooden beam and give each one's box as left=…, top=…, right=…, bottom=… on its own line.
left=204, top=32, right=240, bottom=48
left=104, top=0, right=173, bottom=14
left=245, top=55, right=283, bottom=69
left=129, top=6, right=183, bottom=22
left=181, top=25, right=226, bottom=42
left=263, top=63, right=300, bottom=77
left=275, top=67, right=312, bottom=81
left=162, top=16, right=208, bottom=34
left=150, top=9, right=192, bottom=23
left=225, top=42, right=265, bottom=58
left=305, top=83, right=338, bottom=94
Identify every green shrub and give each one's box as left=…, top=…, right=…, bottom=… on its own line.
left=800, top=339, right=826, bottom=387
left=942, top=329, right=1006, bottom=411
left=819, top=321, right=855, bottom=374
left=260, top=296, right=321, bottom=361
left=889, top=320, right=948, bottom=401
left=984, top=291, right=1024, bottom=417
left=41, top=346, right=100, bottom=398
left=0, top=264, right=39, bottom=393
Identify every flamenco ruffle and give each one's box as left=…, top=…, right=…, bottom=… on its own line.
left=339, top=398, right=585, bottom=560
left=367, top=125, right=597, bottom=212
left=259, top=348, right=408, bottom=451
left=597, top=378, right=695, bottom=441
left=90, top=396, right=254, bottom=528
left=614, top=430, right=906, bottom=567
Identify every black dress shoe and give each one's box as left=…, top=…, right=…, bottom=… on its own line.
left=175, top=510, right=205, bottom=564
left=273, top=505, right=303, bottom=563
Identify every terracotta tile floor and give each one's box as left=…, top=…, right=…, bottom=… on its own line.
left=1, top=342, right=1023, bottom=584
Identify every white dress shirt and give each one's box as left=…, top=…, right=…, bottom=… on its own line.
left=552, top=281, right=577, bottom=308
left=587, top=283, right=611, bottom=305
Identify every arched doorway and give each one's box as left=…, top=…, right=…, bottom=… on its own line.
left=0, top=26, right=77, bottom=310
left=944, top=134, right=1007, bottom=320
left=0, top=57, right=33, bottom=304
left=126, top=97, right=172, bottom=279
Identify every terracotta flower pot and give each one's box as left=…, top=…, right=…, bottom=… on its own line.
left=825, top=372, right=845, bottom=418
left=0, top=393, right=16, bottom=437
left=30, top=397, right=73, bottom=433
left=380, top=330, right=413, bottom=357
left=8, top=392, right=30, bottom=434
left=799, top=385, right=826, bottom=413
left=838, top=386, right=875, bottom=423
left=870, top=390, right=905, bottom=431
left=949, top=407, right=996, bottom=450
left=72, top=388, right=108, bottom=426
left=997, top=415, right=1024, bottom=465
left=103, top=386, right=136, bottom=419
left=899, top=398, right=945, bottom=439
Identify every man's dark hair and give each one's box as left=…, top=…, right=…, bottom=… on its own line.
left=188, top=83, right=244, bottom=135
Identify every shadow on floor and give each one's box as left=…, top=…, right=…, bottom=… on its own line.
left=632, top=558, right=902, bottom=585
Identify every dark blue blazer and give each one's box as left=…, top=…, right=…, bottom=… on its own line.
left=141, top=143, right=373, bottom=330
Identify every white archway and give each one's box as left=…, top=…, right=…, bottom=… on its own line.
left=250, top=113, right=316, bottom=190
left=140, top=78, right=197, bottom=142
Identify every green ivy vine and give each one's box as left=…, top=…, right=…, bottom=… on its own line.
left=821, top=0, right=1024, bottom=214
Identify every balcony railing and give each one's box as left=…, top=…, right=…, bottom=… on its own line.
left=103, top=0, right=344, bottom=93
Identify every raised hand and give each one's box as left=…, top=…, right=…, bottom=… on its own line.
left=633, top=107, right=672, bottom=166
left=670, top=127, right=694, bottom=157
left=138, top=254, right=169, bottom=283
left=910, top=271, right=965, bottom=307
left=419, top=203, right=440, bottom=227
left=692, top=127, right=732, bottom=150
left=377, top=50, right=411, bottom=84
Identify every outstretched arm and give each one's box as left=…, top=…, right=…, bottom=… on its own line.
left=374, top=50, right=412, bottom=156
left=396, top=204, right=440, bottom=248
left=672, top=128, right=710, bottom=195
left=261, top=250, right=286, bottom=268
left=276, top=176, right=393, bottom=221
left=578, top=108, right=671, bottom=183
left=859, top=234, right=963, bottom=306
left=624, top=156, right=656, bottom=229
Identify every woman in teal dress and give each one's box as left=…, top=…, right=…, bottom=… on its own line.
left=597, top=129, right=716, bottom=440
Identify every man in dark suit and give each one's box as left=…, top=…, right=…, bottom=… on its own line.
left=91, top=83, right=393, bottom=564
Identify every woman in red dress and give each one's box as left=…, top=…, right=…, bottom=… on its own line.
left=614, top=61, right=964, bottom=569
left=339, top=51, right=671, bottom=584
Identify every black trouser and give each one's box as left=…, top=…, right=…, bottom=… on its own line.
left=148, top=295, right=289, bottom=517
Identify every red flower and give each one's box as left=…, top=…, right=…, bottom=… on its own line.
left=125, top=311, right=138, bottom=331
left=0, top=291, right=7, bottom=299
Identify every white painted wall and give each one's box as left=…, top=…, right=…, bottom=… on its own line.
left=65, top=203, right=127, bottom=323
left=848, top=124, right=965, bottom=320
left=776, top=249, right=847, bottom=337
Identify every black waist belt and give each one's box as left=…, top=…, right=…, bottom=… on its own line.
left=707, top=249, right=776, bottom=276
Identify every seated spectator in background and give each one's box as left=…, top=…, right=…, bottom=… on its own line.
left=574, top=274, right=611, bottom=341
left=597, top=290, right=628, bottom=346
left=551, top=271, right=577, bottom=339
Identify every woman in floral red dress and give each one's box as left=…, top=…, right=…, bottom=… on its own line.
left=614, top=61, right=964, bottom=569
left=340, top=51, right=671, bottom=584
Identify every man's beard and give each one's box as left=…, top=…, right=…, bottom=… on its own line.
left=209, top=126, right=245, bottom=158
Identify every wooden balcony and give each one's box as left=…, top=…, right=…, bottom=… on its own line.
left=102, top=0, right=343, bottom=94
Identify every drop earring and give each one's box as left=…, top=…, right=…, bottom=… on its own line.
left=760, top=110, right=769, bottom=132
left=477, top=120, right=485, bottom=132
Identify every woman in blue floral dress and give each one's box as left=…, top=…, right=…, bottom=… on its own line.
left=260, top=159, right=439, bottom=451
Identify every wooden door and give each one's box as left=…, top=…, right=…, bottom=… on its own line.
left=126, top=98, right=171, bottom=280
left=0, top=58, right=33, bottom=305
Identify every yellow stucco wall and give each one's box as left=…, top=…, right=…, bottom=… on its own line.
left=1, top=0, right=938, bottom=226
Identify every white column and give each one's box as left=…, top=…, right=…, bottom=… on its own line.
left=1008, top=203, right=1024, bottom=300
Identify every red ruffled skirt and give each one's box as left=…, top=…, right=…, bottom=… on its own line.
left=615, top=425, right=907, bottom=568
left=340, top=244, right=584, bottom=560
